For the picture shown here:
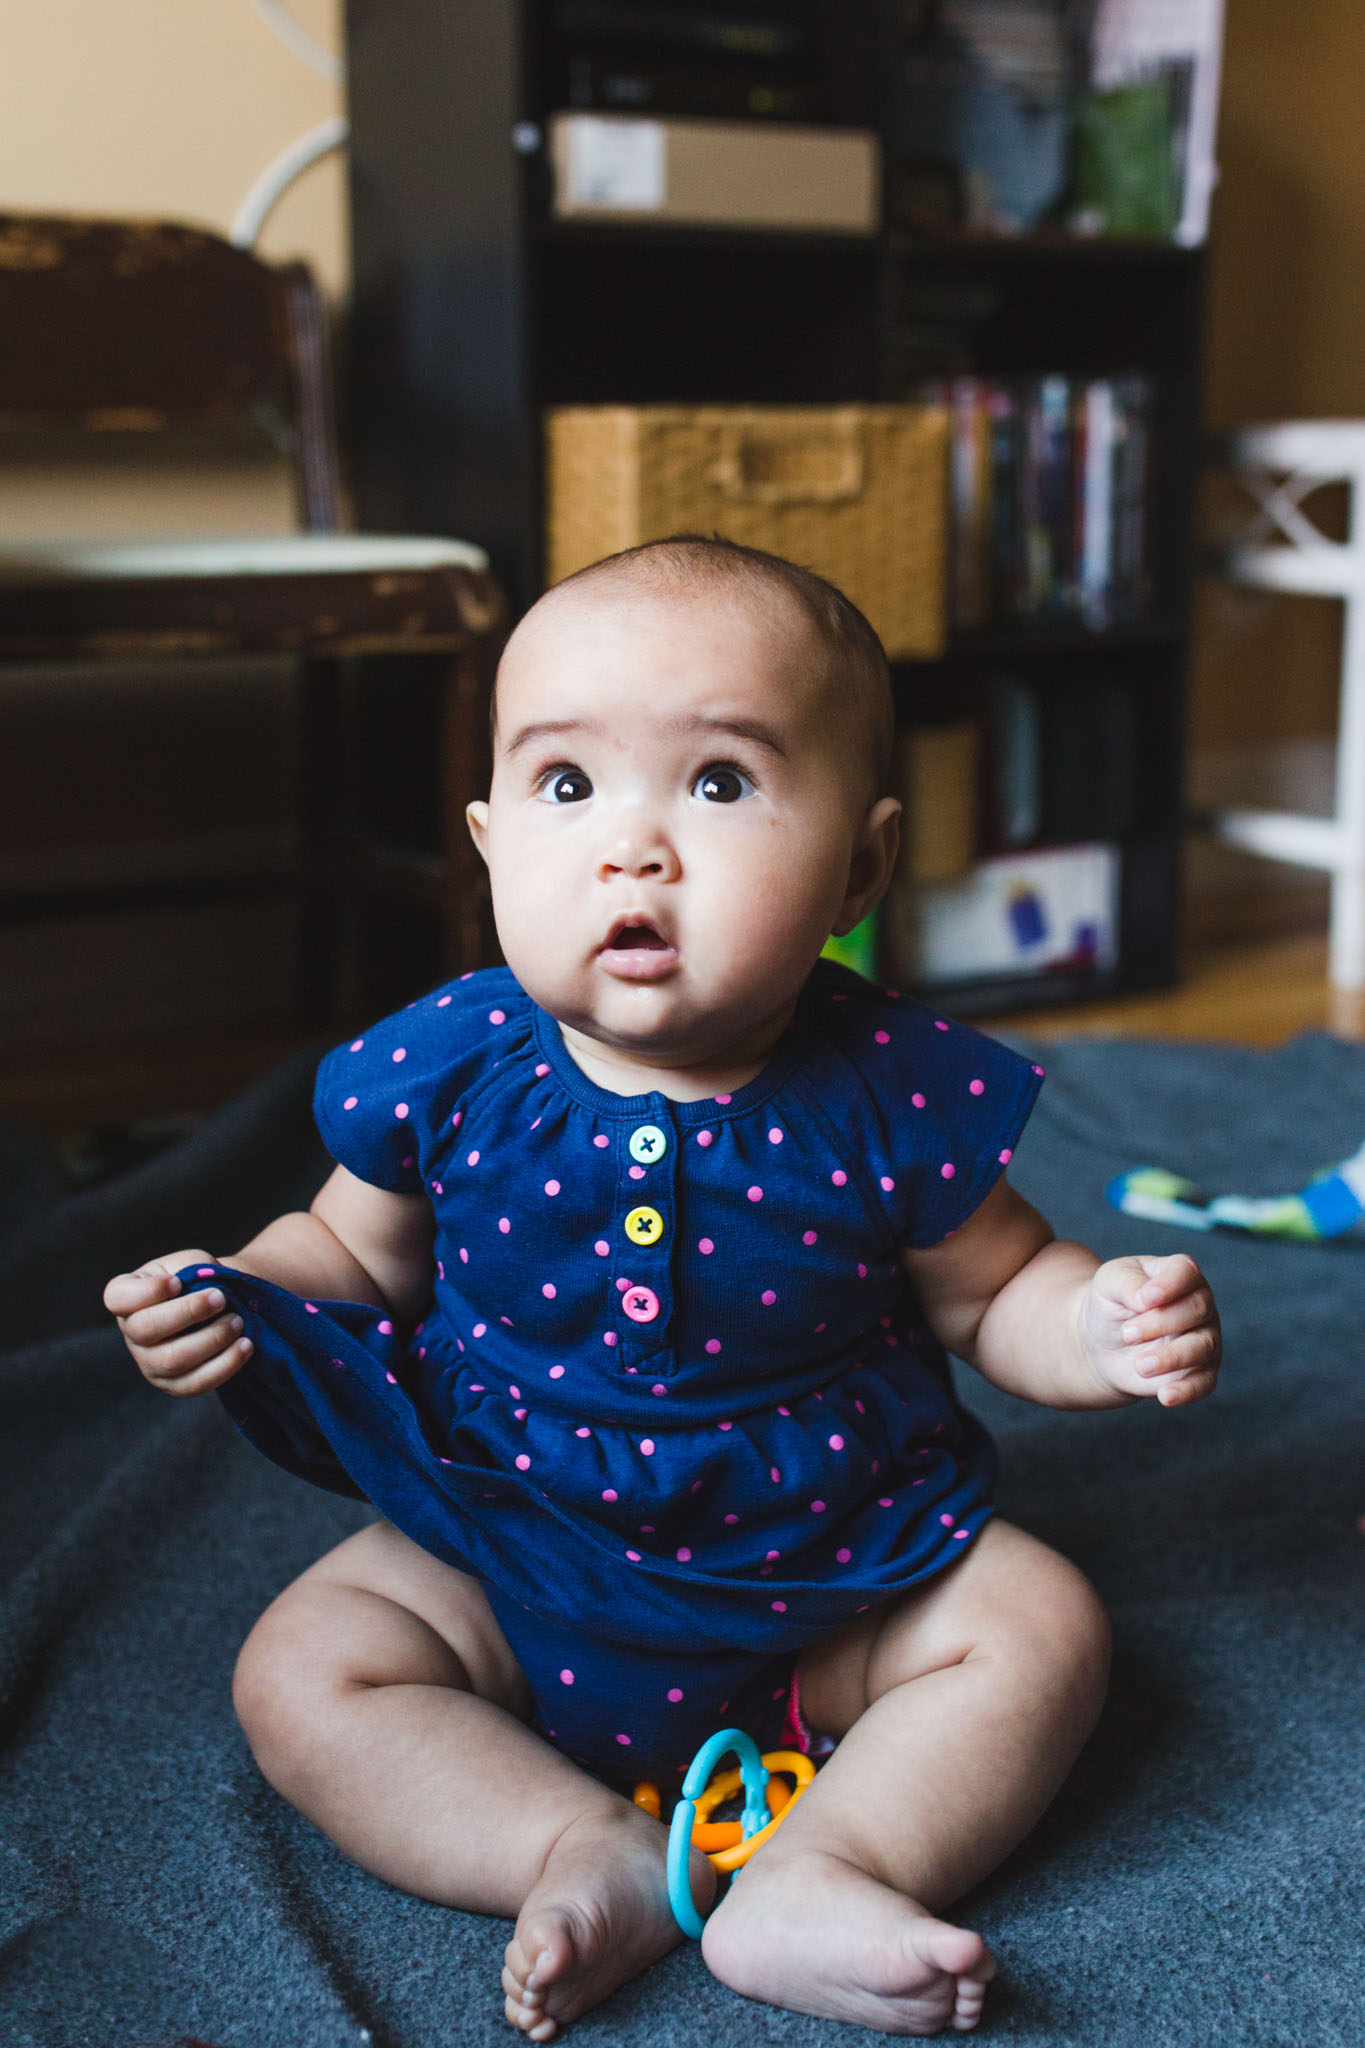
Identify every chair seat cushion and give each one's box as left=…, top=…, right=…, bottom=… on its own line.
left=0, top=533, right=489, bottom=583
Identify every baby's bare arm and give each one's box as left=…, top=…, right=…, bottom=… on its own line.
left=104, top=1165, right=434, bottom=1399
left=901, top=1177, right=1220, bottom=1411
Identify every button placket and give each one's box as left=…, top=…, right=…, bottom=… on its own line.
left=614, top=1110, right=676, bottom=1372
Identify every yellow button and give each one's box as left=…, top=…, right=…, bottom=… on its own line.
left=624, top=1205, right=665, bottom=1247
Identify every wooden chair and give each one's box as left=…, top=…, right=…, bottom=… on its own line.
left=0, top=213, right=506, bottom=1071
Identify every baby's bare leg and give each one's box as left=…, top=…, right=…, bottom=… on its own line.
left=701, top=1520, right=1110, bottom=2035
left=233, top=1522, right=708, bottom=2040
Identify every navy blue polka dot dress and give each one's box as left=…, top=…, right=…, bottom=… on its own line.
left=200, top=961, right=1042, bottom=1788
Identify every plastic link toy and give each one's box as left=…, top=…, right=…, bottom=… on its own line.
left=635, top=1728, right=815, bottom=1937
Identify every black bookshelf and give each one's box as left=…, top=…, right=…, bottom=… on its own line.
left=344, top=0, right=1207, bottom=1010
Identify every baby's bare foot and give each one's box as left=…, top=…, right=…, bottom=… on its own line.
left=502, top=1806, right=713, bottom=2040
left=700, top=1842, right=994, bottom=2035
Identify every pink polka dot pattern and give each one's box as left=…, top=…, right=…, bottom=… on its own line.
left=472, top=1322, right=487, bottom=1338
left=831, top=1169, right=847, bottom=1186
left=559, top=1668, right=574, bottom=1685
left=969, top=1078, right=985, bottom=1095
left=625, top=1548, right=641, bottom=1562
left=999, top=1148, right=1013, bottom=1164
left=747, top=1186, right=763, bottom=1203
left=549, top=1363, right=565, bottom=1378
left=714, top=1094, right=732, bottom=1105
left=575, top=1425, right=590, bottom=1436
left=829, top=1433, right=845, bottom=1450
left=489, top=1009, right=506, bottom=1025
left=705, top=1339, right=721, bottom=1355
left=912, top=1092, right=926, bottom=1109
left=616, top=1733, right=632, bottom=1746
left=699, top=1237, right=714, bottom=1254
left=515, top=1453, right=530, bottom=1470
left=837, top=1547, right=852, bottom=1563
left=640, top=1438, right=655, bottom=1456
left=771, top=1600, right=787, bottom=1612
left=935, top=1020, right=949, bottom=1031
left=395, top=1103, right=411, bottom=1120
left=544, top=1179, right=561, bottom=1197
left=768, top=1127, right=784, bottom=1145
left=350, top=1038, right=364, bottom=1051
left=594, top=1133, right=609, bottom=1147
left=761, top=1289, right=777, bottom=1306
left=343, top=1095, right=358, bottom=1110
left=802, top=1229, right=817, bottom=1246
left=879, top=1175, right=894, bottom=1193
left=668, top=1687, right=684, bottom=1702
left=392, top=1047, right=407, bottom=1063
left=696, top=1130, right=714, bottom=1148
left=377, top=1319, right=393, bottom=1336
left=602, top=1487, right=618, bottom=1502
left=676, top=1546, right=692, bottom=1562
left=467, top=1149, right=480, bottom=1166
left=499, top=1217, right=511, bottom=1233
left=941, top=1162, right=956, bottom=1179
left=437, top=996, right=451, bottom=1008
left=603, top=1331, right=618, bottom=1347
left=594, top=1239, right=609, bottom=1256
left=874, top=1030, right=890, bottom=1045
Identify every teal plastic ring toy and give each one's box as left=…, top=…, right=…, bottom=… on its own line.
left=666, top=1727, right=771, bottom=1937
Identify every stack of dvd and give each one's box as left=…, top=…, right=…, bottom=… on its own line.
left=925, top=373, right=1154, bottom=634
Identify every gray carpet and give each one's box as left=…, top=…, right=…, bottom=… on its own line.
left=2, top=1030, right=1364, bottom=2048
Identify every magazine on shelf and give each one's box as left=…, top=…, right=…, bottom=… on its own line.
left=891, top=0, right=1223, bottom=245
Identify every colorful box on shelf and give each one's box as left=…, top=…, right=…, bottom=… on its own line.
left=545, top=404, right=948, bottom=661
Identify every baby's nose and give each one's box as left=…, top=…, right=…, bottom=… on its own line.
left=598, top=824, right=680, bottom=881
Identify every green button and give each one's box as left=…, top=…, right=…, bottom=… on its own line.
left=625, top=1205, right=664, bottom=1247
left=629, top=1124, right=667, bottom=1165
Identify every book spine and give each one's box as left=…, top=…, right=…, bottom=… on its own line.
left=1078, top=379, right=1116, bottom=630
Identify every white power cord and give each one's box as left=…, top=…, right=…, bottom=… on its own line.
left=230, top=113, right=348, bottom=248
left=249, top=0, right=343, bottom=83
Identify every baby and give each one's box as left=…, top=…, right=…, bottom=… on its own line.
left=106, top=537, right=1221, bottom=2040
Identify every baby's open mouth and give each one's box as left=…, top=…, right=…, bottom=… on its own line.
left=599, top=917, right=678, bottom=977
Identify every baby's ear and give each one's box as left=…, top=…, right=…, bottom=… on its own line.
left=466, top=799, right=490, bottom=864
left=833, top=796, right=900, bottom=934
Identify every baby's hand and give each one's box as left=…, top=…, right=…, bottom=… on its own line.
left=1079, top=1252, right=1221, bottom=1408
left=103, top=1252, right=253, bottom=1398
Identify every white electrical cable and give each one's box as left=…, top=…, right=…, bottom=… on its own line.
left=229, top=113, right=348, bottom=248
left=249, top=0, right=344, bottom=83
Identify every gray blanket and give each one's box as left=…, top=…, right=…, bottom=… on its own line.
left=2, top=1031, right=1363, bottom=2048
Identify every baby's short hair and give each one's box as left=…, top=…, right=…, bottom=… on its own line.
left=531, top=534, right=896, bottom=798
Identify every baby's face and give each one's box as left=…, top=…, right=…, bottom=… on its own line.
left=468, top=579, right=897, bottom=1083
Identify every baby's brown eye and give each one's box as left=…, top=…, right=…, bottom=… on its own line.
left=542, top=768, right=592, bottom=804
left=693, top=765, right=754, bottom=804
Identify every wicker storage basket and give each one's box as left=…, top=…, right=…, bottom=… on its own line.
left=544, top=403, right=948, bottom=659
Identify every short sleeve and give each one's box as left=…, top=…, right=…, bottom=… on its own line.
left=313, top=969, right=531, bottom=1194
left=804, top=967, right=1043, bottom=1250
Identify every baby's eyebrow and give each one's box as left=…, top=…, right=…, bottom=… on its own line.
left=502, top=718, right=605, bottom=757
left=662, top=713, right=789, bottom=759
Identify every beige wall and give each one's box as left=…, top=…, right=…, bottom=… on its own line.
left=1193, top=0, right=1365, bottom=754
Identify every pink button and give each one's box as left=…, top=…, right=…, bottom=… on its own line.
left=622, top=1285, right=661, bottom=1324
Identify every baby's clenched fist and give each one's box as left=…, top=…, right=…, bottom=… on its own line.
left=104, top=1252, right=253, bottom=1397
left=1079, top=1251, right=1221, bottom=1408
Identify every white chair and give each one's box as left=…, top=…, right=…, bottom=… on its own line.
left=1216, top=420, right=1365, bottom=990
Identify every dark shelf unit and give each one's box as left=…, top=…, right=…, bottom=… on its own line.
left=344, top=0, right=1207, bottom=1009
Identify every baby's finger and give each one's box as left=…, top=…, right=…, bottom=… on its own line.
left=1133, top=1251, right=1206, bottom=1307
left=1121, top=1287, right=1215, bottom=1346
left=139, top=1314, right=249, bottom=1383
left=1134, top=1324, right=1220, bottom=1382
left=103, top=1267, right=183, bottom=1316
left=119, top=1286, right=232, bottom=1349
left=1156, top=1366, right=1218, bottom=1408
left=144, top=1335, right=254, bottom=1400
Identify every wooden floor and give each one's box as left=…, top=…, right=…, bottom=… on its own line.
left=984, top=930, right=1365, bottom=1045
